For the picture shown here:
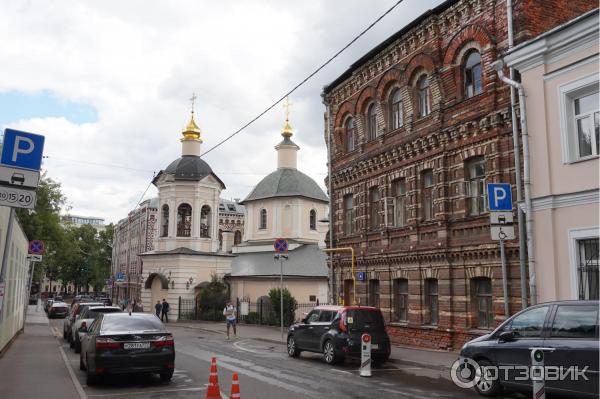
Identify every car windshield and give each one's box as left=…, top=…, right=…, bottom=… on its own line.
left=346, top=309, right=385, bottom=330
left=101, top=315, right=166, bottom=332
left=87, top=308, right=121, bottom=318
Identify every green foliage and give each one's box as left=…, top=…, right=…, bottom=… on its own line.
left=268, top=288, right=297, bottom=327
left=198, top=275, right=227, bottom=321
left=244, top=311, right=260, bottom=324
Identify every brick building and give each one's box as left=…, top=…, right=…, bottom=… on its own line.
left=322, top=0, right=596, bottom=349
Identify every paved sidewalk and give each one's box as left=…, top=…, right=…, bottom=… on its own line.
left=174, top=320, right=458, bottom=372
left=0, top=305, right=82, bottom=399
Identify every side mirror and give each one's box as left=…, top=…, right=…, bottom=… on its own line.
left=498, top=330, right=514, bottom=342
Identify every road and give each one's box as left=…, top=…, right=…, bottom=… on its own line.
left=49, top=318, right=501, bottom=399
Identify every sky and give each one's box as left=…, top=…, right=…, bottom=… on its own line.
left=0, top=0, right=443, bottom=224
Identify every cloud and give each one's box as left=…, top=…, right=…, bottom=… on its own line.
left=0, top=0, right=443, bottom=223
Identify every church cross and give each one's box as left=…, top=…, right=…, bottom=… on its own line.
left=283, top=96, right=293, bottom=122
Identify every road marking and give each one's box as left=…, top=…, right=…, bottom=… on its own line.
left=233, top=339, right=263, bottom=354
left=87, top=387, right=206, bottom=397
left=329, top=368, right=352, bottom=375
left=58, top=342, right=87, bottom=399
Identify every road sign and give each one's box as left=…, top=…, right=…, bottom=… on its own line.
left=360, top=333, right=372, bottom=377
left=27, top=254, right=42, bottom=262
left=487, top=183, right=512, bottom=211
left=115, top=272, right=125, bottom=282
left=106, top=279, right=113, bottom=288
left=490, top=211, right=513, bottom=225
left=1, top=129, right=45, bottom=171
left=0, top=185, right=37, bottom=209
left=491, top=225, right=516, bottom=240
left=29, top=240, right=45, bottom=255
left=357, top=271, right=366, bottom=281
left=0, top=165, right=40, bottom=189
left=274, top=238, right=288, bottom=253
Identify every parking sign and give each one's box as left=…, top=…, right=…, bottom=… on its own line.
left=1, top=129, right=45, bottom=171
left=487, top=183, right=512, bottom=211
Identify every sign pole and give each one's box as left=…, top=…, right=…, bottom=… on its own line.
left=280, top=255, right=284, bottom=342
left=22, top=260, right=35, bottom=329
left=499, top=236, right=509, bottom=318
left=0, top=208, right=15, bottom=322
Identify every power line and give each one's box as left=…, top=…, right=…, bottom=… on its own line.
left=43, top=155, right=155, bottom=174
left=200, top=0, right=406, bottom=157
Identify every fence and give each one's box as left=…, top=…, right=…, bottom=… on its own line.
left=178, top=297, right=225, bottom=321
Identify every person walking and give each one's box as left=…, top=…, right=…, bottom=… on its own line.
left=155, top=300, right=162, bottom=318
left=223, top=301, right=237, bottom=340
left=161, top=298, right=170, bottom=323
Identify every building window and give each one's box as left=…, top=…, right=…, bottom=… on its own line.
left=234, top=230, right=242, bottom=245
left=177, top=203, right=192, bottom=237
left=367, top=103, right=378, bottom=140
left=464, top=50, right=482, bottom=98
left=389, top=179, right=407, bottom=227
left=417, top=74, right=431, bottom=118
left=421, top=170, right=434, bottom=221
left=368, top=279, right=380, bottom=307
left=259, top=209, right=267, bottom=230
left=466, top=157, right=486, bottom=216
left=161, top=205, right=169, bottom=237
left=345, top=117, right=355, bottom=152
left=309, top=209, right=317, bottom=230
left=577, top=238, right=599, bottom=300
left=369, top=188, right=380, bottom=230
left=574, top=91, right=599, bottom=159
left=472, top=278, right=493, bottom=328
left=424, top=279, right=438, bottom=325
left=200, top=205, right=211, bottom=238
left=560, top=77, right=599, bottom=162
left=344, top=195, right=354, bottom=235
left=390, top=88, right=403, bottom=130
left=393, top=278, right=408, bottom=322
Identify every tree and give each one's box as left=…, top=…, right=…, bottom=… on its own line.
left=198, top=274, right=228, bottom=321
left=269, top=288, right=297, bottom=327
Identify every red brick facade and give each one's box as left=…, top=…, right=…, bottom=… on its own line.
left=322, top=0, right=596, bottom=350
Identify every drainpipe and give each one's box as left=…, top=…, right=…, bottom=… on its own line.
left=322, top=94, right=336, bottom=305
left=506, top=0, right=529, bottom=309
left=492, top=60, right=537, bottom=305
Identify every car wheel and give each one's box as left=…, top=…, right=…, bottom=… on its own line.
left=85, top=356, right=97, bottom=386
left=79, top=353, right=85, bottom=371
left=287, top=336, right=301, bottom=357
left=473, top=359, right=501, bottom=397
left=160, top=370, right=174, bottom=382
left=323, top=340, right=341, bottom=365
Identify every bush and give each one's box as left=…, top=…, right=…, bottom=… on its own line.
left=198, top=275, right=227, bottom=321
left=245, top=311, right=260, bottom=324
left=268, top=288, right=297, bottom=327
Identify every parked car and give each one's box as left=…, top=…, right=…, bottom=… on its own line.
left=286, top=305, right=391, bottom=365
left=459, top=300, right=599, bottom=398
left=71, top=306, right=122, bottom=353
left=64, top=302, right=103, bottom=342
left=44, top=299, right=54, bottom=313
left=80, top=312, right=175, bottom=385
left=48, top=302, right=70, bottom=319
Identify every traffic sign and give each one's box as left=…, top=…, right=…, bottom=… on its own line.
left=115, top=272, right=125, bottom=282
left=1, top=129, right=45, bottom=171
left=490, top=211, right=513, bottom=225
left=0, top=185, right=37, bottom=209
left=0, top=165, right=40, bottom=189
left=360, top=333, right=372, bottom=377
left=491, top=225, right=515, bottom=240
left=487, top=183, right=512, bottom=211
left=27, top=254, right=42, bottom=262
left=357, top=271, right=366, bottom=281
left=274, top=238, right=288, bottom=253
left=29, top=240, right=45, bottom=255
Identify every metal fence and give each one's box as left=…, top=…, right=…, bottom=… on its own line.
left=178, top=297, right=225, bottom=321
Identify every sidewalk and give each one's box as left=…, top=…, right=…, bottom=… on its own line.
left=0, top=305, right=82, bottom=399
left=174, top=320, right=458, bottom=372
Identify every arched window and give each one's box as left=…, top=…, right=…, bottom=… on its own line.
left=344, top=117, right=355, bottom=152
left=234, top=230, right=242, bottom=245
left=417, top=74, right=431, bottom=117
left=309, top=209, right=317, bottom=230
left=161, top=205, right=169, bottom=237
left=464, top=51, right=482, bottom=98
left=390, top=89, right=403, bottom=130
left=200, top=205, right=211, bottom=238
left=367, top=103, right=377, bottom=140
left=259, top=209, right=267, bottom=230
left=177, top=203, right=192, bottom=237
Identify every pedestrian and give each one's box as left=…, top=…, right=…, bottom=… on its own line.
left=223, top=301, right=237, bottom=340
left=155, top=300, right=162, bottom=318
left=161, top=298, right=170, bottom=323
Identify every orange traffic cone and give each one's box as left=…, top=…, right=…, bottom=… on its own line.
left=230, top=372, right=240, bottom=399
left=205, top=357, right=222, bottom=399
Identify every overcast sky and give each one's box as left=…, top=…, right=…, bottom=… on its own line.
left=0, top=0, right=443, bottom=224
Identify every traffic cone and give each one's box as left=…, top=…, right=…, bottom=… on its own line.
left=205, top=357, right=222, bottom=399
left=230, top=372, right=240, bottom=399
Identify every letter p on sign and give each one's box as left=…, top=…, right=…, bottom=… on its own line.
left=0, top=129, right=45, bottom=171
left=487, top=183, right=512, bottom=211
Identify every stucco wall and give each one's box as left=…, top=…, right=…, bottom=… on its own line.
left=229, top=278, right=328, bottom=304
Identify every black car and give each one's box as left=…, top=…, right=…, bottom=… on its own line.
left=80, top=312, right=175, bottom=385
left=287, top=305, right=391, bottom=365
left=460, top=300, right=599, bottom=398
left=48, top=302, right=69, bottom=319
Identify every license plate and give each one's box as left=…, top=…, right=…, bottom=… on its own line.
left=123, top=342, right=150, bottom=350
left=371, top=344, right=379, bottom=349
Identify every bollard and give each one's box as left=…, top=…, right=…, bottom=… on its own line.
left=359, top=333, right=371, bottom=377
left=530, top=347, right=555, bottom=399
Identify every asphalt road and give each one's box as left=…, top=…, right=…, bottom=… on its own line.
left=49, top=318, right=496, bottom=399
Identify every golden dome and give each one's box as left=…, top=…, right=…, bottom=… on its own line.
left=182, top=112, right=202, bottom=141
left=281, top=119, right=293, bottom=138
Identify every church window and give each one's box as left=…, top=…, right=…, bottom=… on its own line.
left=161, top=205, right=169, bottom=237
left=177, top=204, right=192, bottom=237
left=259, top=209, right=267, bottom=230
left=200, top=205, right=211, bottom=238
left=309, top=209, right=317, bottom=230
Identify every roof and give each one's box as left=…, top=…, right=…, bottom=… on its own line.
left=219, top=198, right=245, bottom=215
left=241, top=168, right=328, bottom=204
left=152, top=155, right=225, bottom=188
left=140, top=247, right=236, bottom=257
left=323, top=0, right=458, bottom=94
left=229, top=244, right=328, bottom=277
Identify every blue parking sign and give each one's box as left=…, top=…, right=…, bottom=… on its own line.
left=487, top=183, right=512, bottom=211
left=357, top=272, right=366, bottom=281
left=1, top=129, right=45, bottom=171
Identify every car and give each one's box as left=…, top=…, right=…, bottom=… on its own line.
left=71, top=306, right=122, bottom=353
left=44, top=299, right=54, bottom=313
left=48, top=302, right=70, bottom=319
left=459, top=300, right=599, bottom=398
left=64, top=302, right=103, bottom=342
left=80, top=312, right=175, bottom=385
left=286, top=305, right=391, bottom=365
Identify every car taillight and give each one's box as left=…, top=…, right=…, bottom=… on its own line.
left=339, top=311, right=347, bottom=332
left=96, top=338, right=120, bottom=349
left=152, top=335, right=174, bottom=347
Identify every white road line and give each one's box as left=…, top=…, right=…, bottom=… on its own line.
left=232, top=339, right=262, bottom=354
left=58, top=343, right=87, bottom=399
left=329, top=368, right=352, bottom=375
left=87, top=387, right=206, bottom=397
